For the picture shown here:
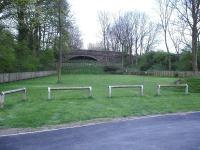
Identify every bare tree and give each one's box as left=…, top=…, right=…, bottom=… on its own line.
left=157, top=0, right=174, bottom=71
left=170, top=0, right=200, bottom=72
left=97, top=11, right=110, bottom=51
left=107, top=11, right=160, bottom=66
left=108, top=26, right=121, bottom=51
left=87, top=42, right=104, bottom=50
left=144, top=22, right=160, bottom=53
left=132, top=11, right=149, bottom=65
left=168, top=22, right=182, bottom=58
left=57, top=0, right=69, bottom=83
left=113, top=14, right=127, bottom=67
left=68, top=24, right=83, bottom=49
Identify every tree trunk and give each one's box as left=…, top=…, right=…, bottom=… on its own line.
left=191, top=2, right=199, bottom=72
left=164, top=29, right=171, bottom=71
left=57, top=0, right=63, bottom=83
left=129, top=47, right=132, bottom=65
left=121, top=45, right=124, bottom=69
left=17, top=6, right=28, bottom=43
left=192, top=26, right=198, bottom=72
left=135, top=40, right=138, bottom=66
left=57, top=41, right=62, bottom=83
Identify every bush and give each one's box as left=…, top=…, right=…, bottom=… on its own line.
left=138, top=51, right=169, bottom=71
left=62, top=63, right=104, bottom=74
left=39, top=49, right=55, bottom=70
left=0, top=28, right=16, bottom=73
left=175, top=51, right=192, bottom=71
left=185, top=77, right=200, bottom=93
left=103, top=65, right=120, bottom=73
left=15, top=42, right=40, bottom=71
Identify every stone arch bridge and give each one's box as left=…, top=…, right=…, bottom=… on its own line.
left=63, top=49, right=133, bottom=64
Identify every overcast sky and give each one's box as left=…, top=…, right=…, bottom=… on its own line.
left=68, top=0, right=157, bottom=49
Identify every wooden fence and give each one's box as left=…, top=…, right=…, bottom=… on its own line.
left=0, top=71, right=56, bottom=83
left=128, top=71, right=200, bottom=78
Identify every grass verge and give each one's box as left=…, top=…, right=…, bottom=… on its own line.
left=0, top=74, right=200, bottom=128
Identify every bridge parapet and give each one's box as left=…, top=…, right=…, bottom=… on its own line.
left=63, top=49, right=129, bottom=64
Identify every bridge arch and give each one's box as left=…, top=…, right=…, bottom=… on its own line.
left=67, top=55, right=98, bottom=62
left=63, top=49, right=132, bottom=64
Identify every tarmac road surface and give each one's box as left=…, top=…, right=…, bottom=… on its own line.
left=0, top=112, right=200, bottom=150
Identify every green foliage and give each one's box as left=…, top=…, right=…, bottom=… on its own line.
left=15, top=42, right=39, bottom=71
left=103, top=65, right=121, bottom=73
left=39, top=49, right=55, bottom=65
left=62, top=63, right=104, bottom=74
left=0, top=0, right=72, bottom=73
left=39, top=49, right=55, bottom=70
left=23, top=56, right=40, bottom=71
left=138, top=51, right=168, bottom=71
left=185, top=77, right=200, bottom=93
left=175, top=51, right=192, bottom=71
left=136, top=50, right=195, bottom=71
left=0, top=28, right=16, bottom=73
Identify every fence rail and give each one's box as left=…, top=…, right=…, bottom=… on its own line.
left=127, top=71, right=200, bottom=78
left=0, top=71, right=56, bottom=83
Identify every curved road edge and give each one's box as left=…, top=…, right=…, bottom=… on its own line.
left=0, top=111, right=200, bottom=137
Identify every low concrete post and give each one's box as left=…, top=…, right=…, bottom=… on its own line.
left=89, top=86, right=92, bottom=97
left=185, top=84, right=189, bottom=95
left=108, top=86, right=112, bottom=98
left=141, top=85, right=144, bottom=96
left=48, top=87, right=51, bottom=100
left=0, top=94, right=4, bottom=108
left=23, top=88, right=27, bottom=100
left=157, top=85, right=161, bottom=95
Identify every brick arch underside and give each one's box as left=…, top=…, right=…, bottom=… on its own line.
left=67, top=55, right=98, bottom=62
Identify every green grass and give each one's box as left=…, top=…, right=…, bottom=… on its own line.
left=185, top=77, right=200, bottom=93
left=0, top=74, right=200, bottom=128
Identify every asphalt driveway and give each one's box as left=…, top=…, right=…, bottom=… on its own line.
left=0, top=112, right=200, bottom=150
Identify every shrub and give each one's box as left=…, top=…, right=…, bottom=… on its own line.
left=185, top=77, right=200, bottom=93
left=103, top=65, right=120, bottom=73
left=62, top=63, right=104, bottom=74
left=0, top=28, right=16, bottom=73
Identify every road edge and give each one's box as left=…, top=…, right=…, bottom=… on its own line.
left=0, top=111, right=200, bottom=137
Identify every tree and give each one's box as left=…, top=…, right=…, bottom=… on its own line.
left=112, top=14, right=128, bottom=67
left=56, top=0, right=70, bottom=83
left=97, top=11, right=110, bottom=51
left=0, top=0, right=72, bottom=72
left=0, top=26, right=16, bottom=72
left=170, top=0, right=200, bottom=72
left=0, top=0, right=12, bottom=21
left=68, top=24, right=83, bottom=49
left=168, top=23, right=182, bottom=58
left=157, top=0, right=174, bottom=71
left=144, top=22, right=160, bottom=53
left=108, top=11, right=159, bottom=66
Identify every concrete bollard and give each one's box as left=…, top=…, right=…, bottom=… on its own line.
left=0, top=94, right=4, bottom=108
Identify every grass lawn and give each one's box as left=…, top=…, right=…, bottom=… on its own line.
left=0, top=74, right=200, bottom=128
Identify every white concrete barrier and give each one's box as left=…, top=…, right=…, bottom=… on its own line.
left=157, top=84, right=189, bottom=95
left=108, top=85, right=144, bottom=98
left=0, top=88, right=27, bottom=108
left=48, top=86, right=93, bottom=100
